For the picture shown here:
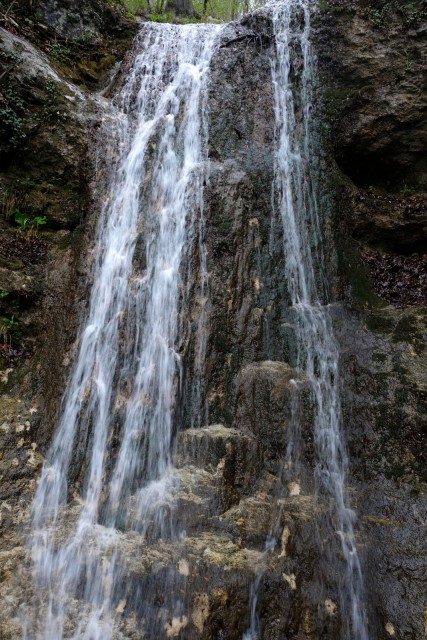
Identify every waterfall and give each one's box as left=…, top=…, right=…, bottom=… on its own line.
left=26, top=22, right=220, bottom=640
left=244, top=1, right=368, bottom=638
left=23, top=4, right=369, bottom=639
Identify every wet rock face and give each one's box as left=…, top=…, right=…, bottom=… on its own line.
left=314, top=3, right=427, bottom=639
left=316, top=0, right=427, bottom=193
left=1, top=0, right=138, bottom=89
left=0, top=22, right=103, bottom=638
left=196, top=5, right=427, bottom=639
left=12, top=0, right=135, bottom=44
left=190, top=15, right=346, bottom=639
left=0, top=30, right=90, bottom=226
left=315, top=0, right=427, bottom=293
left=201, top=16, right=278, bottom=424
left=0, top=25, right=98, bottom=434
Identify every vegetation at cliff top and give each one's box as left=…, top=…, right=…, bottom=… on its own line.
left=124, top=0, right=265, bottom=21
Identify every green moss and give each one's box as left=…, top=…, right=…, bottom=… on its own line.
left=392, top=315, right=417, bottom=343
left=385, top=462, right=406, bottom=480
left=338, top=243, right=384, bottom=309
left=365, top=313, right=395, bottom=333
left=76, top=59, right=101, bottom=82
left=368, top=0, right=427, bottom=28
left=375, top=401, right=402, bottom=440
left=372, top=352, right=387, bottom=363
left=323, top=86, right=374, bottom=120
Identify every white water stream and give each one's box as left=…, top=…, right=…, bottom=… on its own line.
left=244, top=1, right=368, bottom=638
left=26, top=22, right=220, bottom=640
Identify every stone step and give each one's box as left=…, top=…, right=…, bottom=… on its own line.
left=174, top=423, right=262, bottom=495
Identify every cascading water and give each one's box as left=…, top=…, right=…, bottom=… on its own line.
left=26, top=22, right=220, bottom=640
left=244, top=1, right=369, bottom=638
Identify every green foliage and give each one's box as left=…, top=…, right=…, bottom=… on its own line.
left=318, top=1, right=329, bottom=10
left=13, top=209, right=29, bottom=231
left=13, top=209, right=47, bottom=233
left=149, top=11, right=174, bottom=21
left=82, top=30, right=95, bottom=41
left=42, top=78, right=67, bottom=120
left=368, top=5, right=389, bottom=27
left=402, top=49, right=415, bottom=72
left=402, top=1, right=427, bottom=24
left=124, top=0, right=145, bottom=12
left=0, top=84, right=27, bottom=149
left=0, top=291, right=9, bottom=299
left=400, top=185, right=416, bottom=198
left=49, top=42, right=71, bottom=62
left=0, top=49, right=19, bottom=66
left=368, top=1, right=427, bottom=28
left=124, top=0, right=164, bottom=14
left=31, top=215, right=48, bottom=230
left=104, top=0, right=125, bottom=7
left=193, top=0, right=264, bottom=20
left=0, top=315, right=19, bottom=345
left=123, top=0, right=264, bottom=21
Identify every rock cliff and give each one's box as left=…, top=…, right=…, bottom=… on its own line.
left=315, top=3, right=427, bottom=638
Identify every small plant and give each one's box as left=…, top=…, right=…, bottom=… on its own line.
left=45, top=78, right=59, bottom=99
left=31, top=215, right=47, bottom=231
left=49, top=42, right=71, bottom=62
left=0, top=291, right=9, bottom=299
left=149, top=11, right=174, bottom=21
left=318, top=1, right=329, bottom=10
left=0, top=84, right=27, bottom=148
left=400, top=185, right=416, bottom=198
left=368, top=0, right=427, bottom=28
left=13, top=209, right=47, bottom=234
left=398, top=2, right=427, bottom=25
left=0, top=315, right=19, bottom=345
left=0, top=49, right=19, bottom=65
left=403, top=49, right=415, bottom=72
left=368, top=2, right=391, bottom=27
